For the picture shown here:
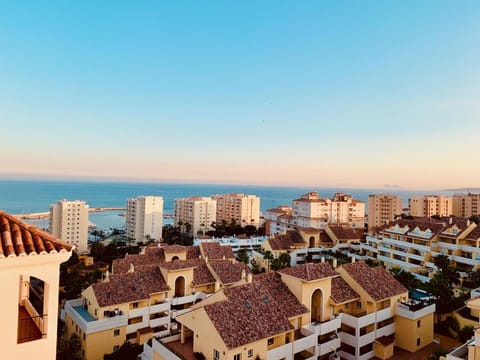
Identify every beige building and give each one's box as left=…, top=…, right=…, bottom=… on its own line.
left=409, top=195, right=452, bottom=217
left=126, top=196, right=164, bottom=243
left=143, top=260, right=434, bottom=360
left=212, top=193, right=260, bottom=228
left=1, top=210, right=73, bottom=359
left=174, top=196, right=216, bottom=235
left=50, top=199, right=89, bottom=253
left=368, top=194, right=403, bottom=233
left=453, top=193, right=480, bottom=218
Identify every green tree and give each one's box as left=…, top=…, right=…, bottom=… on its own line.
left=389, top=267, right=420, bottom=289
left=263, top=251, right=274, bottom=272
left=250, top=258, right=263, bottom=274
left=237, top=249, right=250, bottom=265
left=428, top=255, right=459, bottom=319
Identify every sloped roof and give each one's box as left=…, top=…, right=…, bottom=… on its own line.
left=328, top=224, right=364, bottom=240
left=204, top=273, right=308, bottom=349
left=209, top=260, right=251, bottom=285
left=341, top=261, right=407, bottom=301
left=331, top=277, right=360, bottom=304
left=0, top=210, right=72, bottom=258
left=279, top=262, right=337, bottom=281
left=200, top=242, right=234, bottom=260
left=268, top=230, right=305, bottom=250
left=92, top=265, right=169, bottom=307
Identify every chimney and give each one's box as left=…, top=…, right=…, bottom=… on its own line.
left=104, top=270, right=110, bottom=282
left=241, top=269, right=246, bottom=280
left=449, top=217, right=453, bottom=225
left=128, top=263, right=135, bottom=273
left=205, top=256, right=208, bottom=263
left=351, top=257, right=356, bottom=263
left=247, top=272, right=253, bottom=283
left=321, top=257, right=325, bottom=263
left=214, top=280, right=221, bottom=292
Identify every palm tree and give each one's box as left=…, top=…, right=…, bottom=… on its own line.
left=263, top=250, right=274, bottom=272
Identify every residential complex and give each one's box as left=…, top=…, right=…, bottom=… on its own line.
left=212, top=193, right=260, bottom=228
left=265, top=192, right=365, bottom=235
left=64, top=242, right=245, bottom=360
left=368, top=194, right=403, bottom=233
left=409, top=195, right=452, bottom=217
left=359, top=217, right=480, bottom=279
left=142, top=260, right=435, bottom=360
left=126, top=196, right=164, bottom=243
left=174, top=196, right=217, bottom=235
left=49, top=199, right=89, bottom=253
left=452, top=193, right=480, bottom=218
left=0, top=210, right=73, bottom=359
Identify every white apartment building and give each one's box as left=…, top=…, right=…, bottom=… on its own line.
left=174, top=196, right=216, bottom=235
left=409, top=195, right=452, bottom=217
left=368, top=194, right=403, bottom=233
left=212, top=193, right=260, bottom=228
left=49, top=199, right=89, bottom=253
left=126, top=196, right=163, bottom=243
left=293, top=192, right=365, bottom=228
left=453, top=193, right=480, bottom=218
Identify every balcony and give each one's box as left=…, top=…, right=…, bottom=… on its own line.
left=304, top=314, right=341, bottom=335
left=318, top=336, right=341, bottom=356
left=445, top=339, right=472, bottom=360
left=342, top=312, right=375, bottom=329
left=395, top=300, right=436, bottom=320
left=376, top=323, right=395, bottom=338
left=65, top=299, right=128, bottom=334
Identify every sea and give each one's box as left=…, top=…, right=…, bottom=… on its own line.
left=0, top=179, right=458, bottom=231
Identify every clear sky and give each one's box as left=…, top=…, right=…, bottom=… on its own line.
left=1, top=1, right=479, bottom=189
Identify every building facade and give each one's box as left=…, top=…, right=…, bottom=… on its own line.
left=368, top=194, right=403, bottom=233
left=1, top=210, right=73, bottom=359
left=126, top=196, right=164, bottom=243
left=174, top=196, right=216, bottom=235
left=409, top=195, right=452, bottom=217
left=50, top=199, right=89, bottom=253
left=453, top=193, right=480, bottom=218
left=265, top=192, right=365, bottom=235
left=142, top=261, right=435, bottom=360
left=212, top=193, right=260, bottom=228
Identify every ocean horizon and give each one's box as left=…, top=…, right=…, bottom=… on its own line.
left=0, top=179, right=460, bottom=230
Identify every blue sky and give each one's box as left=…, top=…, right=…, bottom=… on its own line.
left=1, top=1, right=479, bottom=189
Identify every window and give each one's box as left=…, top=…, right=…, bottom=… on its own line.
left=213, top=349, right=220, bottom=360
left=267, top=338, right=274, bottom=345
left=248, top=349, right=253, bottom=358
left=356, top=301, right=362, bottom=309
left=114, top=329, right=120, bottom=336
left=113, top=345, right=120, bottom=352
left=417, top=320, right=421, bottom=328
left=417, top=338, right=421, bottom=346
left=234, top=354, right=241, bottom=360
left=132, top=302, right=139, bottom=309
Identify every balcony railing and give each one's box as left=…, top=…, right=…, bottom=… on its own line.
left=18, top=313, right=46, bottom=343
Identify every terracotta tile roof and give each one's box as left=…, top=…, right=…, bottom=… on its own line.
left=376, top=335, right=394, bottom=346
left=160, top=258, right=203, bottom=271
left=209, top=260, right=251, bottom=285
left=342, top=261, right=407, bottom=301
left=92, top=265, right=169, bottom=307
left=319, top=230, right=333, bottom=243
left=382, top=218, right=446, bottom=237
left=268, top=230, right=305, bottom=250
left=163, top=245, right=187, bottom=253
left=328, top=224, right=364, bottom=240
left=113, top=245, right=201, bottom=273
left=279, top=262, right=337, bottom=281
left=204, top=273, right=308, bottom=349
left=0, top=210, right=72, bottom=258
left=186, top=245, right=201, bottom=259
left=330, top=277, right=360, bottom=304
left=193, top=262, right=216, bottom=286
left=200, top=242, right=234, bottom=260
left=465, top=226, right=480, bottom=240
left=265, top=207, right=292, bottom=214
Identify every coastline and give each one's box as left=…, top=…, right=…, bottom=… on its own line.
left=13, top=207, right=126, bottom=220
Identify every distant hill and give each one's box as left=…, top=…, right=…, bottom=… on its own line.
left=444, top=188, right=480, bottom=192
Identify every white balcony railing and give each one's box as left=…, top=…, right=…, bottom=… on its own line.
left=293, top=331, right=316, bottom=353
left=267, top=342, right=293, bottom=360
left=376, top=323, right=395, bottom=338
left=376, top=307, right=392, bottom=323
left=395, top=302, right=436, bottom=320
left=305, top=315, right=341, bottom=335
left=342, top=312, right=375, bottom=329
left=318, top=337, right=341, bottom=356
left=151, top=338, right=182, bottom=360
